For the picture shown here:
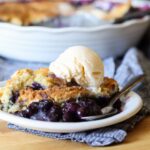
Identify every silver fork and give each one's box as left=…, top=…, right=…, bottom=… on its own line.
left=81, top=75, right=145, bottom=121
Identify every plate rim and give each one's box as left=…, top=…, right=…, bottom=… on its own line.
left=0, top=16, right=149, bottom=33
left=0, top=81, right=143, bottom=133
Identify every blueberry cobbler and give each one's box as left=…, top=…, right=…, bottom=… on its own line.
left=0, top=46, right=121, bottom=122
left=0, top=0, right=149, bottom=27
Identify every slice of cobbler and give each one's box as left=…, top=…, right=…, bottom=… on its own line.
left=0, top=46, right=121, bottom=122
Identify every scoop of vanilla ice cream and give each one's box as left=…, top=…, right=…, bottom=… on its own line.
left=49, top=46, right=104, bottom=90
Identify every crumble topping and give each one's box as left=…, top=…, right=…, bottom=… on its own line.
left=0, top=1, right=73, bottom=25
left=19, top=85, right=89, bottom=105
left=0, top=0, right=132, bottom=26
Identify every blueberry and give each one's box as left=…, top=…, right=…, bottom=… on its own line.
left=77, top=107, right=89, bottom=118
left=39, top=99, right=53, bottom=112
left=62, top=111, right=76, bottom=122
left=77, top=97, right=94, bottom=107
left=47, top=104, right=62, bottom=122
left=69, top=103, right=79, bottom=112
left=63, top=101, right=79, bottom=113
left=76, top=97, right=101, bottom=117
left=28, top=100, right=54, bottom=120
left=31, top=82, right=44, bottom=90
left=10, top=91, right=19, bottom=103
left=28, top=102, right=39, bottom=114
left=71, top=0, right=93, bottom=6
left=62, top=100, right=80, bottom=122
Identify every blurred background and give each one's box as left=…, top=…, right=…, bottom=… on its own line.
left=0, top=0, right=149, bottom=69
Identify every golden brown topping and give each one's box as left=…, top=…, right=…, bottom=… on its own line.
left=100, top=77, right=119, bottom=97
left=19, top=85, right=89, bottom=104
left=0, top=1, right=72, bottom=25
left=17, top=77, right=119, bottom=106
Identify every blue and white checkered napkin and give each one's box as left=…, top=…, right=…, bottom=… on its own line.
left=3, top=48, right=150, bottom=146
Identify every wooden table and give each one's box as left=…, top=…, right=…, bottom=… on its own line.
left=0, top=117, right=150, bottom=150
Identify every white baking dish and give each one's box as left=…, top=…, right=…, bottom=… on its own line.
left=0, top=16, right=149, bottom=62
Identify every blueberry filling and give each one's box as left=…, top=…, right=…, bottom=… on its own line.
left=10, top=91, right=19, bottom=103
left=70, top=0, right=94, bottom=7
left=38, top=100, right=53, bottom=112
left=14, top=97, right=122, bottom=122
left=76, top=97, right=102, bottom=117
left=62, top=100, right=80, bottom=121
left=28, top=82, right=44, bottom=90
left=47, top=104, right=62, bottom=121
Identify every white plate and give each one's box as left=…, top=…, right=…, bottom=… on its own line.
left=0, top=81, right=143, bottom=133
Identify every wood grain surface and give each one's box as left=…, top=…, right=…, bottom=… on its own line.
left=0, top=117, right=150, bottom=150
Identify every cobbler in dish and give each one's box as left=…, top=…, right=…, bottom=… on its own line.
left=0, top=0, right=148, bottom=27
left=0, top=46, right=122, bottom=122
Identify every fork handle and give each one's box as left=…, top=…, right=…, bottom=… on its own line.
left=109, top=75, right=145, bottom=106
